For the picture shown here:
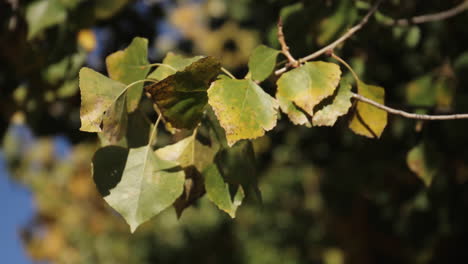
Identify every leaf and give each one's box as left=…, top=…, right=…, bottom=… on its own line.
left=248, top=45, right=280, bottom=82
left=276, top=92, right=311, bottom=127
left=92, top=146, right=185, bottom=232
left=79, top=67, right=126, bottom=133
left=204, top=164, right=245, bottom=218
left=106, top=37, right=150, bottom=112
left=101, top=95, right=128, bottom=144
left=94, top=0, right=129, bottom=19
left=145, top=57, right=221, bottom=129
left=148, top=52, right=203, bottom=80
left=172, top=167, right=205, bottom=218
left=407, top=143, right=440, bottom=187
left=155, top=133, right=217, bottom=172
left=26, top=0, right=67, bottom=40
left=208, top=78, right=279, bottom=146
left=215, top=141, right=260, bottom=201
left=277, top=61, right=341, bottom=116
left=312, top=82, right=353, bottom=126
left=349, top=81, right=388, bottom=138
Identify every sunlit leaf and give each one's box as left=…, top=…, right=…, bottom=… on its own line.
left=312, top=82, right=352, bottom=126
left=145, top=57, right=221, bottom=129
left=79, top=67, right=126, bottom=133
left=276, top=92, right=311, bottom=127
left=407, top=142, right=440, bottom=187
left=204, top=164, right=245, bottom=218
left=349, top=81, right=387, bottom=138
left=248, top=45, right=280, bottom=82
left=208, top=78, right=279, bottom=146
left=155, top=133, right=217, bottom=172
left=106, top=37, right=150, bottom=111
left=148, top=52, right=203, bottom=80
left=26, top=0, right=67, bottom=40
left=277, top=61, right=341, bottom=116
left=92, top=146, right=185, bottom=232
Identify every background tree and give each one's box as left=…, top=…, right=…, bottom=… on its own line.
left=2, top=0, right=468, bottom=263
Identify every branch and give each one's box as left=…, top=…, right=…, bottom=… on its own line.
left=351, top=93, right=468, bottom=120
left=277, top=18, right=299, bottom=67
left=275, top=0, right=384, bottom=75
left=386, top=0, right=468, bottom=26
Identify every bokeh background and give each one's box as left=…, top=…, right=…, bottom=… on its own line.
left=2, top=0, right=468, bottom=263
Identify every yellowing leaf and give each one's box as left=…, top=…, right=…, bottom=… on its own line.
left=248, top=45, right=280, bottom=82
left=106, top=37, right=150, bottom=112
left=349, top=81, right=387, bottom=138
left=155, top=133, right=217, bottom=172
left=208, top=78, right=279, bottom=146
left=145, top=57, right=221, bottom=129
left=92, top=146, right=185, bottom=232
left=276, top=92, right=311, bottom=127
left=312, top=82, right=352, bottom=126
left=204, top=164, right=245, bottom=218
left=277, top=61, right=341, bottom=116
left=407, top=143, right=440, bottom=187
left=79, top=67, right=126, bottom=133
left=148, top=52, right=203, bottom=80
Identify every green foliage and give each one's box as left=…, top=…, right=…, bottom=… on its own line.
left=248, top=45, right=280, bottom=82
left=26, top=0, right=67, bottom=40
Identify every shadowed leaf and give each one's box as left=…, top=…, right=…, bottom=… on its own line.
left=276, top=92, right=311, bottom=127
left=145, top=57, right=221, bottom=129
left=277, top=61, right=341, bottom=116
left=94, top=146, right=185, bottom=232
left=312, top=82, right=352, bottom=126
left=204, top=164, right=245, bottom=218
left=248, top=45, right=280, bottom=82
left=106, top=37, right=150, bottom=111
left=349, top=81, right=387, bottom=138
left=208, top=78, right=279, bottom=146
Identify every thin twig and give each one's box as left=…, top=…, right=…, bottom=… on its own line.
left=277, top=18, right=299, bottom=67
left=351, top=93, right=468, bottom=120
left=275, top=0, right=384, bottom=75
left=386, top=0, right=468, bottom=26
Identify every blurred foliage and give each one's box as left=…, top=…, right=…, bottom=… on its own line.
left=2, top=0, right=468, bottom=263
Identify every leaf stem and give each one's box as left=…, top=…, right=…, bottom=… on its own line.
left=331, top=53, right=360, bottom=83
left=221, top=67, right=236, bottom=79
left=141, top=63, right=178, bottom=72
left=149, top=114, right=162, bottom=147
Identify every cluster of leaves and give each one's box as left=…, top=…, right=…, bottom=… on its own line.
left=80, top=35, right=391, bottom=231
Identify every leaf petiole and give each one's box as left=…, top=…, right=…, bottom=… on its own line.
left=331, top=53, right=360, bottom=83
left=221, top=67, right=236, bottom=79
left=141, top=63, right=178, bottom=72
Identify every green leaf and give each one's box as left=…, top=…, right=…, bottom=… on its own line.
left=276, top=92, right=311, bottom=127
left=79, top=67, right=126, bottom=133
left=148, top=52, right=203, bottom=80
left=312, top=82, right=353, bottom=126
left=407, top=143, right=440, bottom=187
left=215, top=141, right=260, bottom=201
left=277, top=61, right=341, bottom=116
left=208, top=79, right=279, bottom=146
left=204, top=164, right=245, bottom=218
left=26, top=0, right=67, bottom=40
left=93, top=146, right=185, bottom=232
left=406, top=75, right=435, bottom=107
left=349, top=81, right=388, bottom=138
left=106, top=37, right=150, bottom=112
left=155, top=133, right=217, bottom=172
left=145, top=57, right=221, bottom=129
left=248, top=45, right=280, bottom=82
left=94, top=0, right=129, bottom=19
